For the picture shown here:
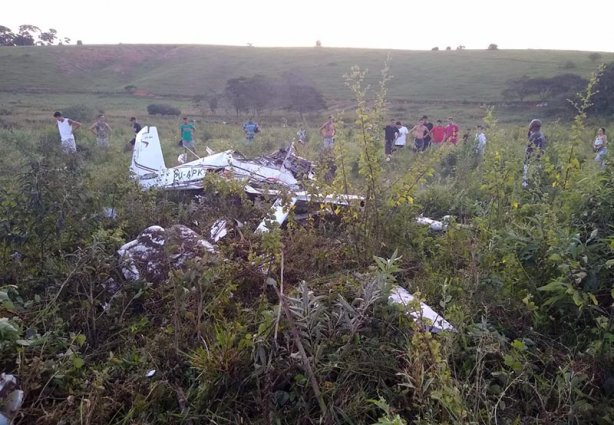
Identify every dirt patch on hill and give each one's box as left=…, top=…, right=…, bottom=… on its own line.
left=57, top=45, right=182, bottom=76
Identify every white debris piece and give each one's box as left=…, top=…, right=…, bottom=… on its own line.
left=118, top=225, right=216, bottom=283
left=388, top=286, right=455, bottom=333
left=416, top=216, right=448, bottom=232
left=0, top=373, right=24, bottom=421
left=210, top=219, right=228, bottom=242
left=4, top=390, right=24, bottom=413
left=102, top=207, right=117, bottom=219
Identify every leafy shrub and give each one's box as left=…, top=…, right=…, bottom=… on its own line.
left=61, top=104, right=95, bottom=123
left=147, top=103, right=181, bottom=116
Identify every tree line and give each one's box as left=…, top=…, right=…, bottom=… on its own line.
left=194, top=71, right=327, bottom=117
left=0, top=24, right=71, bottom=46
left=501, top=63, right=614, bottom=116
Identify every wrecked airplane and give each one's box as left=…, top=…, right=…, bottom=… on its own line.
left=130, top=126, right=363, bottom=231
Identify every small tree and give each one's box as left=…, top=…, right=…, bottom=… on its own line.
left=147, top=104, right=181, bottom=116
left=589, top=62, right=614, bottom=116
left=0, top=25, right=15, bottom=46
left=445, top=46, right=451, bottom=51
left=589, top=52, right=602, bottom=63
left=431, top=46, right=439, bottom=51
left=488, top=43, right=498, bottom=50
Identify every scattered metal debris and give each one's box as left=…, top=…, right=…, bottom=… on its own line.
left=388, top=286, right=455, bottom=333
left=118, top=225, right=216, bottom=282
left=0, top=373, right=24, bottom=423
left=210, top=219, right=228, bottom=242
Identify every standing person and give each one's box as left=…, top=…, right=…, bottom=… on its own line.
left=422, top=115, right=434, bottom=150
left=394, top=121, right=409, bottom=150
left=522, top=119, right=546, bottom=188
left=593, top=127, right=608, bottom=166
left=53, top=111, right=81, bottom=153
left=89, top=114, right=112, bottom=148
left=129, top=117, right=142, bottom=146
left=179, top=117, right=196, bottom=152
left=444, top=117, right=459, bottom=145
left=383, top=119, right=398, bottom=157
left=319, top=115, right=336, bottom=150
left=297, top=127, right=307, bottom=144
left=431, top=119, right=446, bottom=145
left=410, top=118, right=428, bottom=152
left=243, top=118, right=260, bottom=142
left=474, top=125, right=487, bottom=156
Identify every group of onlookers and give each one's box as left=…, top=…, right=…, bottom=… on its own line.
left=383, top=116, right=462, bottom=160
left=50, top=112, right=608, bottom=178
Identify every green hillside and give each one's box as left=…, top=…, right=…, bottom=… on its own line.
left=0, top=44, right=611, bottom=102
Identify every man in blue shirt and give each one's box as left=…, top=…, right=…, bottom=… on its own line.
left=243, top=119, right=260, bottom=142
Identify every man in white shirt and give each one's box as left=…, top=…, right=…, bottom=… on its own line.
left=394, top=121, right=409, bottom=149
left=53, top=111, right=81, bottom=153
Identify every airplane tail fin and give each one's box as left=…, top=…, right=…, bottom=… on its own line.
left=130, top=126, right=167, bottom=177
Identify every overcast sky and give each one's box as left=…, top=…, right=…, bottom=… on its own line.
left=4, top=0, right=613, bottom=52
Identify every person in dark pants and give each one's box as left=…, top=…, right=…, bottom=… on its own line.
left=129, top=117, right=142, bottom=146
left=421, top=115, right=433, bottom=151
left=383, top=119, right=398, bottom=157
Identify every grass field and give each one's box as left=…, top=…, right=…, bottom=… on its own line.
left=2, top=44, right=612, bottom=144
left=1, top=44, right=612, bottom=102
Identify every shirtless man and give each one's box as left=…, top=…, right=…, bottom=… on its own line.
left=410, top=118, right=429, bottom=152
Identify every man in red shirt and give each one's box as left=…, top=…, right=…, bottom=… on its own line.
left=444, top=117, right=459, bottom=145
left=431, top=119, right=446, bottom=144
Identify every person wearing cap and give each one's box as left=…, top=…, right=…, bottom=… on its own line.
left=53, top=111, right=81, bottom=153
left=523, top=118, right=546, bottom=187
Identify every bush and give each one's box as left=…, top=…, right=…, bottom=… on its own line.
left=487, top=43, right=498, bottom=50
left=61, top=104, right=95, bottom=123
left=147, top=103, right=181, bottom=116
